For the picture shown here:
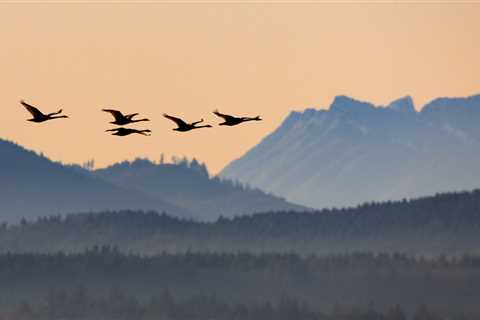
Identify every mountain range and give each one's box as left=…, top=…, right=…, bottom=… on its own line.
left=0, top=139, right=304, bottom=223
left=221, top=94, right=480, bottom=209
left=94, top=158, right=305, bottom=221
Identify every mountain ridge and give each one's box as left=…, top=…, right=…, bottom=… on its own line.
left=0, top=139, right=191, bottom=222
left=221, top=93, right=480, bottom=209
left=95, top=158, right=307, bottom=221
left=0, top=139, right=305, bottom=223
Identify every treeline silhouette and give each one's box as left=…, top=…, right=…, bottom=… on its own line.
left=1, top=248, right=480, bottom=318
left=0, top=138, right=304, bottom=223
left=4, top=287, right=459, bottom=320
left=94, top=157, right=305, bottom=221
left=2, top=190, right=480, bottom=255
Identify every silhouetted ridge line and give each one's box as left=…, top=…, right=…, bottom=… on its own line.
left=0, top=140, right=304, bottom=222
left=3, top=189, right=480, bottom=256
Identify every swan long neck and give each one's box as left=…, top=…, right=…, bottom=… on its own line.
left=47, top=110, right=63, bottom=117
left=131, top=118, right=149, bottom=123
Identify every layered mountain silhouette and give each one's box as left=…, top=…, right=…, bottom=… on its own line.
left=0, top=139, right=304, bottom=223
left=221, top=94, right=480, bottom=209
left=3, top=189, right=480, bottom=256
left=0, top=140, right=190, bottom=223
left=95, top=158, right=306, bottom=221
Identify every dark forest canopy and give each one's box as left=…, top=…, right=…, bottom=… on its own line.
left=2, top=190, right=480, bottom=318
left=1, top=249, right=480, bottom=318
left=2, top=189, right=480, bottom=255
left=0, top=287, right=455, bottom=320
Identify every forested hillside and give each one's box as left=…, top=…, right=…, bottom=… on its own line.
left=94, top=158, right=306, bottom=221
left=0, top=139, right=304, bottom=223
left=2, top=190, right=480, bottom=256
left=0, top=140, right=190, bottom=222
left=1, top=249, right=480, bottom=319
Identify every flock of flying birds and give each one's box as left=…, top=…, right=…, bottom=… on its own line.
left=20, top=100, right=262, bottom=136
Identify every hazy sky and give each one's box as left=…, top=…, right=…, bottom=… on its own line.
left=0, top=3, right=479, bottom=174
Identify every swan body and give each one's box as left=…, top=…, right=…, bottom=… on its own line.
left=21, top=100, right=68, bottom=123
left=163, top=114, right=212, bottom=132
left=213, top=110, right=261, bottom=126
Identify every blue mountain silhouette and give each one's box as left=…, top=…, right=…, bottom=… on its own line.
left=221, top=94, right=480, bottom=209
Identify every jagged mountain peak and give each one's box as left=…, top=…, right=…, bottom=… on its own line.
left=330, top=95, right=376, bottom=113
left=422, top=94, right=480, bottom=114
left=387, top=96, right=416, bottom=113
left=284, top=95, right=417, bottom=125
left=285, top=94, right=480, bottom=125
left=286, top=108, right=320, bottom=119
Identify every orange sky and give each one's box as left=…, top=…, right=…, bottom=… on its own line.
left=0, top=2, right=479, bottom=174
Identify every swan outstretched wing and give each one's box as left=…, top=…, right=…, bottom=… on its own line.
left=102, top=109, right=126, bottom=121
left=213, top=110, right=236, bottom=121
left=21, top=101, right=45, bottom=118
left=163, top=114, right=188, bottom=127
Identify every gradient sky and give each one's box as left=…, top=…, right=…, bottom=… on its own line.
left=0, top=3, right=479, bottom=174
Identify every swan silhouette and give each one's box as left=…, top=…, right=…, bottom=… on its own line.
left=102, top=109, right=149, bottom=126
left=213, top=110, right=261, bottom=126
left=106, top=128, right=152, bottom=136
left=21, top=100, right=68, bottom=123
left=163, top=114, right=212, bottom=132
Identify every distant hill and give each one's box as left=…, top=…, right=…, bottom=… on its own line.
left=0, top=139, right=190, bottom=223
left=3, top=189, right=480, bottom=256
left=0, top=140, right=304, bottom=223
left=94, top=158, right=307, bottom=221
left=221, top=94, right=480, bottom=209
